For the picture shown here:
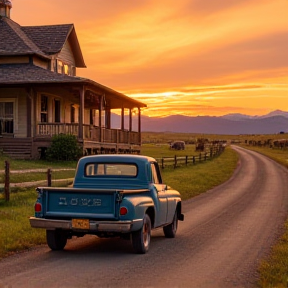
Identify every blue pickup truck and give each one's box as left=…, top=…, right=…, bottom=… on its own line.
left=29, top=155, right=184, bottom=254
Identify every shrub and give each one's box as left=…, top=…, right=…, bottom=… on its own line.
left=45, top=134, right=82, bottom=161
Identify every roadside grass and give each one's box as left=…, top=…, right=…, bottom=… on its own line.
left=0, top=189, right=46, bottom=257
left=161, top=147, right=238, bottom=200
left=239, top=145, right=288, bottom=169
left=240, top=145, right=288, bottom=288
left=259, top=222, right=288, bottom=288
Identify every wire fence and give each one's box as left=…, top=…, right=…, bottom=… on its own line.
left=157, top=145, right=225, bottom=169
left=0, top=145, right=225, bottom=201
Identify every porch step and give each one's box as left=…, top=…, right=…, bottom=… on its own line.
left=0, top=138, right=32, bottom=159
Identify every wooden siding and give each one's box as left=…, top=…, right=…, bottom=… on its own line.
left=58, top=41, right=76, bottom=66
left=0, top=56, right=29, bottom=64
left=33, top=56, right=49, bottom=70
left=16, top=90, right=27, bottom=138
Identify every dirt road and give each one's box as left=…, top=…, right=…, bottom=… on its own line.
left=1, top=146, right=288, bottom=288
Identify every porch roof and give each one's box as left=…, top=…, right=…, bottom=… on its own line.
left=0, top=63, right=147, bottom=109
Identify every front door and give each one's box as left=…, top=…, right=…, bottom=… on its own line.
left=0, top=102, right=14, bottom=136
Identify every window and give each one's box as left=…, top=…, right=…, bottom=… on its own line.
left=41, top=95, right=48, bottom=122
left=0, top=102, right=14, bottom=134
left=71, top=105, right=75, bottom=123
left=57, top=60, right=63, bottom=74
left=151, top=163, right=162, bottom=184
left=63, top=64, right=69, bottom=75
left=54, top=99, right=60, bottom=123
left=85, top=163, right=137, bottom=177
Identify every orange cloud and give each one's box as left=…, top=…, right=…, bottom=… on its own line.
left=11, top=0, right=288, bottom=117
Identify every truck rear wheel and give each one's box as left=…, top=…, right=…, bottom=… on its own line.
left=46, top=230, right=67, bottom=250
left=163, top=209, right=178, bottom=238
left=131, top=214, right=151, bottom=254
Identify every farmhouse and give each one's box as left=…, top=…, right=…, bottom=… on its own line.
left=0, top=1, right=146, bottom=159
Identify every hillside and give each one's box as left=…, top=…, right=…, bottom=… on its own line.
left=111, top=110, right=288, bottom=135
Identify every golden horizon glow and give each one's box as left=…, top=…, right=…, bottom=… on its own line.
left=11, top=0, right=288, bottom=117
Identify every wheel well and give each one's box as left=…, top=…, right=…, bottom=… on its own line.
left=145, top=207, right=155, bottom=228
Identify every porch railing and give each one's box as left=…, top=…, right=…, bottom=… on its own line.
left=37, top=123, right=140, bottom=145
left=37, top=123, right=78, bottom=136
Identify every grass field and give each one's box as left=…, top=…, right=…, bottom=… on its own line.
left=142, top=131, right=288, bottom=144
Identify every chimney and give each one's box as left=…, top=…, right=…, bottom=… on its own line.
left=0, top=0, right=12, bottom=18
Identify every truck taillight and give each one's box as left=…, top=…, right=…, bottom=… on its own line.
left=35, top=203, right=42, bottom=212
left=120, top=207, right=128, bottom=216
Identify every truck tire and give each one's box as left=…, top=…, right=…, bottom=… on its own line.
left=131, top=214, right=151, bottom=254
left=163, top=210, right=178, bottom=238
left=46, top=230, right=67, bottom=250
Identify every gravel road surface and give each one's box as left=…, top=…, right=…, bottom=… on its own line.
left=0, top=146, right=288, bottom=288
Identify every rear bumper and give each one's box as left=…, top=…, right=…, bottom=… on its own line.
left=29, top=217, right=143, bottom=233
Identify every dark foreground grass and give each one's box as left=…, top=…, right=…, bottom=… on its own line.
left=0, top=189, right=46, bottom=257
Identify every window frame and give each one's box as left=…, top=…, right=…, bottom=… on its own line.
left=151, top=162, right=162, bottom=184
left=85, top=162, right=138, bottom=178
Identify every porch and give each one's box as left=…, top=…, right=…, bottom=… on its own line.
left=36, top=123, right=140, bottom=145
left=0, top=124, right=141, bottom=159
left=0, top=69, right=146, bottom=159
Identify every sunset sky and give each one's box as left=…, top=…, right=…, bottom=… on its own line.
left=11, top=0, right=288, bottom=117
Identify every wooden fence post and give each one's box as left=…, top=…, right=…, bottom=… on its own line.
left=193, top=156, right=195, bottom=164
left=204, top=153, right=207, bottom=161
left=47, top=169, right=52, bottom=187
left=4, top=160, right=10, bottom=202
left=162, top=158, right=164, bottom=169
left=185, top=156, right=188, bottom=166
left=174, top=155, right=177, bottom=169
left=199, top=153, right=202, bottom=162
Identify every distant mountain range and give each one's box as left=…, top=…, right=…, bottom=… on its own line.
left=140, top=110, right=288, bottom=135
left=111, top=110, right=288, bottom=135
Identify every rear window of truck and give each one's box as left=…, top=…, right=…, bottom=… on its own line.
left=85, top=163, right=138, bottom=177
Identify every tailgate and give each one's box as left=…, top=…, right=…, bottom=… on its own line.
left=42, top=188, right=119, bottom=220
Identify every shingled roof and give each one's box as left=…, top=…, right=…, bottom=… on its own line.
left=0, top=17, right=48, bottom=58
left=0, top=63, right=83, bottom=84
left=0, top=63, right=146, bottom=108
left=0, top=17, right=85, bottom=67
left=22, top=24, right=73, bottom=54
left=22, top=24, right=86, bottom=67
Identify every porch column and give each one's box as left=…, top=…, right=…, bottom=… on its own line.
left=26, top=88, right=32, bottom=137
left=106, top=109, right=111, bottom=129
left=78, top=87, right=85, bottom=140
left=129, top=109, right=132, bottom=131
left=32, top=88, right=37, bottom=137
left=129, top=109, right=132, bottom=144
left=121, top=107, right=124, bottom=130
left=99, top=96, right=102, bottom=142
left=138, top=108, right=141, bottom=144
